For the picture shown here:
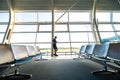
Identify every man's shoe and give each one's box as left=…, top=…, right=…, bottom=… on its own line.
left=54, top=54, right=58, bottom=56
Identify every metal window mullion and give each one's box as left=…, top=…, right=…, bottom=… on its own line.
left=67, top=12, right=72, bottom=54
left=110, top=12, right=120, bottom=40
left=55, top=0, right=79, bottom=23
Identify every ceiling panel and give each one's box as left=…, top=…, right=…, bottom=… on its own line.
left=0, top=0, right=120, bottom=11
left=0, top=0, right=8, bottom=10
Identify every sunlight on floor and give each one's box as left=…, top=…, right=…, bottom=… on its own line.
left=42, top=54, right=78, bottom=59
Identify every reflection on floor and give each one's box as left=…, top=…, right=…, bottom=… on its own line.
left=42, top=53, right=78, bottom=59
left=20, top=59, right=120, bottom=80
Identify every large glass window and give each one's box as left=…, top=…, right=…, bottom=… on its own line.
left=0, top=12, right=9, bottom=43
left=0, top=25, right=8, bottom=43
left=57, top=43, right=70, bottom=48
left=39, top=12, right=52, bottom=22
left=0, top=13, right=9, bottom=22
left=71, top=43, right=88, bottom=49
left=16, top=13, right=37, bottom=22
left=37, top=44, right=51, bottom=48
left=69, top=12, right=90, bottom=22
left=113, top=12, right=120, bottom=22
left=116, top=32, right=120, bottom=36
left=13, top=25, right=37, bottom=32
left=12, top=11, right=120, bottom=54
left=69, top=25, right=91, bottom=31
left=98, top=24, right=114, bottom=31
left=70, top=33, right=94, bottom=42
left=39, top=25, right=52, bottom=31
left=0, top=34, right=4, bottom=43
left=114, top=24, right=120, bottom=31
left=55, top=24, right=68, bottom=31
left=100, top=32, right=116, bottom=39
left=10, top=33, right=36, bottom=43
left=0, top=25, right=8, bottom=32
left=37, top=33, right=51, bottom=42
left=54, top=33, right=70, bottom=42
left=55, top=12, right=68, bottom=22
left=96, top=12, right=110, bottom=22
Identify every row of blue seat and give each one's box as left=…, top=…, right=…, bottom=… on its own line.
left=79, top=43, right=120, bottom=74
left=0, top=44, right=45, bottom=79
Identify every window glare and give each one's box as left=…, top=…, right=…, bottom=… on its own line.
left=70, top=25, right=91, bottom=31
left=55, top=12, right=68, bottom=22
left=96, top=12, right=110, bottom=22
left=10, top=33, right=36, bottom=42
left=98, top=24, right=113, bottom=31
left=39, top=25, right=52, bottom=31
left=69, top=12, right=90, bottom=22
left=113, top=13, right=120, bottom=22
left=0, top=34, right=4, bottom=43
left=100, top=32, right=116, bottom=39
left=54, top=33, right=70, bottom=42
left=114, top=24, right=120, bottom=30
left=55, top=25, right=67, bottom=31
left=16, top=13, right=37, bottom=22
left=39, top=12, right=52, bottom=22
left=37, top=33, right=51, bottom=42
left=0, top=13, right=9, bottom=22
left=0, top=25, right=7, bottom=32
left=14, top=25, right=37, bottom=32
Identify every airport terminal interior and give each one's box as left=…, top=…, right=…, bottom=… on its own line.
left=0, top=0, right=120, bottom=80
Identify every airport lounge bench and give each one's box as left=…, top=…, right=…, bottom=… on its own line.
left=90, top=43, right=120, bottom=74
left=0, top=44, right=32, bottom=79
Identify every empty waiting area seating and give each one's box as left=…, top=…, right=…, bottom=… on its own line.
left=0, top=44, right=15, bottom=76
left=11, top=44, right=30, bottom=64
left=107, top=43, right=120, bottom=62
left=91, top=43, right=110, bottom=74
left=0, top=44, right=32, bottom=79
left=0, top=44, right=14, bottom=65
left=79, top=43, right=120, bottom=74
left=107, top=43, right=120, bottom=70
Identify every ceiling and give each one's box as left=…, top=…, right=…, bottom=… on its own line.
left=0, top=0, right=120, bottom=11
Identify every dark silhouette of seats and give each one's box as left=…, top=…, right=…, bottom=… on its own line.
left=107, top=43, right=120, bottom=62
left=91, top=43, right=120, bottom=74
left=107, top=43, right=120, bottom=71
left=91, top=43, right=110, bottom=74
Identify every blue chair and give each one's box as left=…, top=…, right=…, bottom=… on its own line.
left=84, top=44, right=95, bottom=59
left=107, top=43, right=120, bottom=72
left=91, top=43, right=111, bottom=74
left=79, top=45, right=87, bottom=57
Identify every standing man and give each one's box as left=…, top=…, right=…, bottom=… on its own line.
left=52, top=36, right=58, bottom=56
